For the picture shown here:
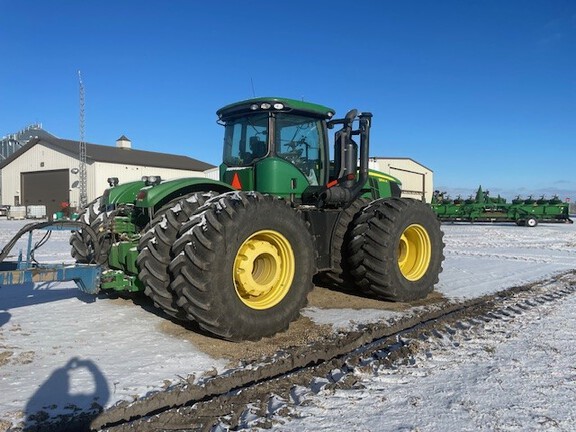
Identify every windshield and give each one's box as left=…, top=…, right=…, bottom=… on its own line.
left=222, top=113, right=269, bottom=167
left=275, top=113, right=325, bottom=186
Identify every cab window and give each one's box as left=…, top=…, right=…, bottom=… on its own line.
left=222, top=113, right=268, bottom=166
left=275, top=114, right=325, bottom=185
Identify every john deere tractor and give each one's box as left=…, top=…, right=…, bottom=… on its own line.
left=70, top=97, right=444, bottom=341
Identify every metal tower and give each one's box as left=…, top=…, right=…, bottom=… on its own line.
left=78, top=70, right=88, bottom=208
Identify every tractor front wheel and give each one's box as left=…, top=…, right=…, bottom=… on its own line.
left=169, top=192, right=315, bottom=341
left=348, top=198, right=445, bottom=302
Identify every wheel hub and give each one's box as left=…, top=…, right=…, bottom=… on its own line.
left=398, top=224, right=432, bottom=281
left=233, top=230, right=295, bottom=310
left=235, top=239, right=282, bottom=296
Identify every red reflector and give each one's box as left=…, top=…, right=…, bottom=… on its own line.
left=231, top=172, right=242, bottom=189
left=326, top=179, right=338, bottom=188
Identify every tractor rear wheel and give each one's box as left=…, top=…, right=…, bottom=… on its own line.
left=348, top=198, right=444, bottom=302
left=169, top=191, right=315, bottom=341
left=136, top=191, right=218, bottom=318
left=70, top=198, right=111, bottom=265
left=321, top=197, right=371, bottom=287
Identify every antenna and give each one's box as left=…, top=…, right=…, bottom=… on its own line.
left=78, top=70, right=88, bottom=208
left=250, top=78, right=256, bottom=97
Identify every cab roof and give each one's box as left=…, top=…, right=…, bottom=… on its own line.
left=217, top=97, right=336, bottom=120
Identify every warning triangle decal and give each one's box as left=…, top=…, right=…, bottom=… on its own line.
left=231, top=172, right=242, bottom=190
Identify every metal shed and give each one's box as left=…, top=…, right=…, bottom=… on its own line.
left=0, top=133, right=215, bottom=217
left=369, top=157, right=434, bottom=203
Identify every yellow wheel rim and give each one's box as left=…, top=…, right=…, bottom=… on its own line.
left=233, top=230, right=295, bottom=310
left=397, top=224, right=432, bottom=281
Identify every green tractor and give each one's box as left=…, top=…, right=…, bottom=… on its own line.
left=70, top=97, right=445, bottom=341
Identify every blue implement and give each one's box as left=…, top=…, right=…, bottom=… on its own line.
left=0, top=221, right=102, bottom=294
left=0, top=262, right=101, bottom=294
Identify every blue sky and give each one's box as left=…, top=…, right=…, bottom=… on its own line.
left=1, top=0, right=574, bottom=201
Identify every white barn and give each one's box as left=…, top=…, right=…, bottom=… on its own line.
left=0, top=133, right=215, bottom=217
left=369, top=157, right=434, bottom=202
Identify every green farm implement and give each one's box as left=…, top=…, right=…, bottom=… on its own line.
left=431, top=186, right=573, bottom=227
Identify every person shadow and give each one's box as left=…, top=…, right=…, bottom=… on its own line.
left=24, top=357, right=110, bottom=432
left=0, top=310, right=10, bottom=327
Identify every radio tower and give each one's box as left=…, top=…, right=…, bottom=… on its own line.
left=78, top=70, right=88, bottom=208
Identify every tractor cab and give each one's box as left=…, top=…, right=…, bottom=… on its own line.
left=217, top=97, right=383, bottom=208
left=218, top=97, right=334, bottom=200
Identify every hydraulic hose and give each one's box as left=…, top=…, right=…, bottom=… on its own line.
left=0, top=221, right=100, bottom=264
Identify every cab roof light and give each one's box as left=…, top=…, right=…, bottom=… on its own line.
left=250, top=101, right=286, bottom=111
left=141, top=175, right=162, bottom=186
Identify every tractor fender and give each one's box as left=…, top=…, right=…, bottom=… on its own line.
left=103, top=180, right=146, bottom=207
left=136, top=177, right=234, bottom=210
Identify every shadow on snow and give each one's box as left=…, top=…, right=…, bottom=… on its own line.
left=24, top=357, right=110, bottom=432
left=0, top=281, right=95, bottom=327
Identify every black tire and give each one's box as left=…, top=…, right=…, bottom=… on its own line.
left=70, top=198, right=111, bottom=265
left=169, top=191, right=315, bottom=341
left=136, top=191, right=218, bottom=318
left=525, top=217, right=538, bottom=228
left=321, top=197, right=371, bottom=287
left=348, top=198, right=445, bottom=302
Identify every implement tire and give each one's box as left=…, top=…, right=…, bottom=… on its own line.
left=136, top=191, right=218, bottom=318
left=169, top=191, right=315, bottom=341
left=348, top=198, right=445, bottom=302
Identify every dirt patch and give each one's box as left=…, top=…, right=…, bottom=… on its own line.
left=157, top=285, right=447, bottom=366
left=107, top=284, right=447, bottom=367
left=14, top=350, right=35, bottom=364
left=0, top=350, right=13, bottom=367
left=0, top=419, right=13, bottom=432
left=0, top=349, right=34, bottom=367
left=9, top=323, right=23, bottom=332
left=159, top=315, right=334, bottom=367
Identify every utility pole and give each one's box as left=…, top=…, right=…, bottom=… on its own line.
left=78, top=70, right=88, bottom=208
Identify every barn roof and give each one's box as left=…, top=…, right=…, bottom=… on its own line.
left=369, top=156, right=433, bottom=173
left=0, top=135, right=216, bottom=171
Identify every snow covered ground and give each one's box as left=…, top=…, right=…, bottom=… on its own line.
left=262, top=280, right=576, bottom=431
left=0, top=219, right=575, bottom=430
